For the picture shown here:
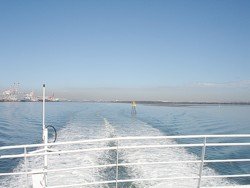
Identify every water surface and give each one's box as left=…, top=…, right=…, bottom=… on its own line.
left=0, top=102, right=250, bottom=187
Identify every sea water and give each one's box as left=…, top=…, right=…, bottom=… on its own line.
left=0, top=102, right=250, bottom=187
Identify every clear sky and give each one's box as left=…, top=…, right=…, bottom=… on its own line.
left=0, top=0, right=250, bottom=102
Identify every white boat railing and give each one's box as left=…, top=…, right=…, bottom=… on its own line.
left=1, top=134, right=250, bottom=188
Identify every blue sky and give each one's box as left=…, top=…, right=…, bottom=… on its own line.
left=0, top=0, right=250, bottom=101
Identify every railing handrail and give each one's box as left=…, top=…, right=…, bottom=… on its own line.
left=2, top=158, right=250, bottom=177
left=1, top=134, right=250, bottom=188
left=45, top=174, right=250, bottom=188
left=1, top=134, right=250, bottom=150
left=2, top=142, right=250, bottom=159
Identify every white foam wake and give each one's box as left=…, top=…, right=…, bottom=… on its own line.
left=106, top=117, right=235, bottom=188
left=1, top=114, right=235, bottom=188
left=1, top=113, right=112, bottom=188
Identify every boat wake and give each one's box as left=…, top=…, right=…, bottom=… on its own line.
left=1, top=111, right=235, bottom=187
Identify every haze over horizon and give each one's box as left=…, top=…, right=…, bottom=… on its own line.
left=0, top=0, right=249, bottom=102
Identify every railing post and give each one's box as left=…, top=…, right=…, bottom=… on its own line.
left=198, top=137, right=206, bottom=188
left=24, top=147, right=29, bottom=188
left=42, top=84, right=48, bottom=187
left=116, top=139, right=119, bottom=188
left=44, top=128, right=48, bottom=187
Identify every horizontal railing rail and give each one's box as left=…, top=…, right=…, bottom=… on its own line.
left=1, top=134, right=250, bottom=188
left=1, top=134, right=250, bottom=150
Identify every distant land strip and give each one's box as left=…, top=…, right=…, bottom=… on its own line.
left=1, top=99, right=250, bottom=106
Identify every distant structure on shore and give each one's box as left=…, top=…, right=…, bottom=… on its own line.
left=23, top=91, right=37, bottom=102
left=2, top=83, right=20, bottom=101
left=0, top=83, right=65, bottom=102
left=131, top=101, right=137, bottom=115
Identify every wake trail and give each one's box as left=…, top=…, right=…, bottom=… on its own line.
left=103, top=116, right=235, bottom=188
left=1, top=112, right=235, bottom=188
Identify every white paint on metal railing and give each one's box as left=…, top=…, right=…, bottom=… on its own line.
left=1, top=134, right=250, bottom=187
left=1, top=134, right=250, bottom=150
left=198, top=137, right=207, bottom=188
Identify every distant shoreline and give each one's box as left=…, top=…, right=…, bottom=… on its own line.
left=1, top=100, right=250, bottom=106
left=113, top=101, right=250, bottom=106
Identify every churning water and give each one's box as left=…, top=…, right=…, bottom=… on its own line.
left=0, top=102, right=250, bottom=187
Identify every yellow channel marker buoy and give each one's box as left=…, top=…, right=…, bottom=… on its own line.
left=131, top=101, right=137, bottom=115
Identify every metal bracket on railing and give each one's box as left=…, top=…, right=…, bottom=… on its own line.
left=46, top=125, right=57, bottom=143
left=31, top=169, right=46, bottom=188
